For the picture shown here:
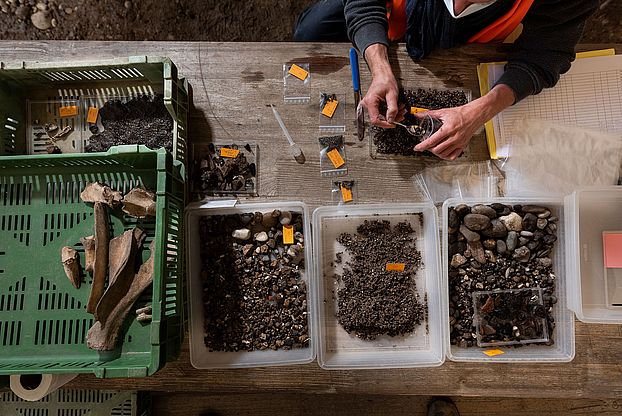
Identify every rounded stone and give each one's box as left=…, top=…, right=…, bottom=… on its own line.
left=522, top=213, right=538, bottom=232
left=482, top=219, right=508, bottom=239
left=499, top=212, right=523, bottom=232
left=496, top=239, right=507, bottom=254
left=537, top=218, right=548, bottom=229
left=513, top=246, right=531, bottom=262
left=459, top=224, right=481, bottom=242
left=506, top=231, right=518, bottom=251
left=31, top=10, right=51, bottom=29
left=448, top=208, right=460, bottom=228
left=454, top=204, right=470, bottom=218
left=471, top=204, right=497, bottom=219
left=464, top=213, right=491, bottom=231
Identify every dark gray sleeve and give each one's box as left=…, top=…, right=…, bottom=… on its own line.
left=343, top=0, right=389, bottom=55
left=495, top=0, right=599, bottom=103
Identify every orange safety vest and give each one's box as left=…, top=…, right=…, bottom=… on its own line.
left=386, top=0, right=534, bottom=43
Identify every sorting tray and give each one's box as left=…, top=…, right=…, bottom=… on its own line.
left=0, top=145, right=185, bottom=378
left=442, top=197, right=575, bottom=362
left=312, top=203, right=444, bottom=369
left=186, top=200, right=316, bottom=368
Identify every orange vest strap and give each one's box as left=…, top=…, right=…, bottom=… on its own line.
left=387, top=0, right=407, bottom=41
left=468, top=0, right=534, bottom=43
left=385, top=0, right=535, bottom=45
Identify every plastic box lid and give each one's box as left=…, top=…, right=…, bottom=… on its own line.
left=312, top=203, right=445, bottom=369
left=185, top=200, right=316, bottom=368
left=565, top=187, right=622, bottom=324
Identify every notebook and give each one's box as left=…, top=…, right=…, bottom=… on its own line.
left=478, top=49, right=620, bottom=159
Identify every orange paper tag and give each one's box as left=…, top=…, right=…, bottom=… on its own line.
left=288, top=64, right=309, bottom=81
left=483, top=349, right=505, bottom=357
left=220, top=147, right=240, bottom=158
left=87, top=107, right=99, bottom=124
left=283, top=225, right=294, bottom=245
left=410, top=107, right=429, bottom=114
left=386, top=263, right=405, bottom=271
left=59, top=105, right=78, bottom=117
left=341, top=185, right=353, bottom=203
left=321, top=99, right=339, bottom=118
left=326, top=148, right=345, bottom=169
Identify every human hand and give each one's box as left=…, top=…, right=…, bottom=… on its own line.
left=414, top=105, right=482, bottom=160
left=361, top=73, right=404, bottom=128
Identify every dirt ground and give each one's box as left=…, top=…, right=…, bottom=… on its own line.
left=0, top=0, right=619, bottom=43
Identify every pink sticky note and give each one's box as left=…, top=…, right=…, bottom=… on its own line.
left=603, top=232, right=622, bottom=268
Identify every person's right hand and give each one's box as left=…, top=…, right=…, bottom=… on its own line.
left=362, top=43, right=404, bottom=129
left=361, top=72, right=400, bottom=129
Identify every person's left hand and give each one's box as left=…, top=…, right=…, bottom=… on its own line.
left=414, top=105, right=483, bottom=160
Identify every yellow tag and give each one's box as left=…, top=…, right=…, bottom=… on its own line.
left=386, top=263, right=405, bottom=271
left=283, top=225, right=294, bottom=244
left=483, top=349, right=505, bottom=357
left=59, top=106, right=78, bottom=117
left=220, top=147, right=240, bottom=158
left=288, top=64, right=309, bottom=81
left=341, top=185, right=353, bottom=203
left=326, top=148, right=345, bottom=169
left=321, top=99, right=339, bottom=118
left=410, top=107, right=429, bottom=114
left=87, top=107, right=99, bottom=124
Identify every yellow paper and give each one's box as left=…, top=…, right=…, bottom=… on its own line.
left=410, top=106, right=428, bottom=114
left=283, top=225, right=294, bottom=244
left=59, top=106, right=78, bottom=117
left=386, top=263, right=405, bottom=271
left=288, top=64, right=309, bottom=81
left=321, top=99, right=339, bottom=118
left=326, top=148, right=345, bottom=169
left=483, top=349, right=505, bottom=357
left=220, top=147, right=240, bottom=158
left=87, top=107, right=99, bottom=124
left=341, top=185, right=353, bottom=203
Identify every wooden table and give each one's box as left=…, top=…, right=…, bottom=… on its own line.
left=0, top=41, right=621, bottom=400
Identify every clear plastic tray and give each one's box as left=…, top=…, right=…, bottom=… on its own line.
left=312, top=203, right=444, bottom=369
left=442, top=197, right=575, bottom=362
left=565, top=187, right=622, bottom=323
left=186, top=200, right=316, bottom=368
left=369, top=87, right=472, bottom=160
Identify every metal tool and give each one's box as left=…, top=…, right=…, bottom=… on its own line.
left=270, top=104, right=305, bottom=164
left=349, top=47, right=365, bottom=141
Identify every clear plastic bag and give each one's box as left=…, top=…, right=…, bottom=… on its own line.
left=414, top=161, right=502, bottom=204
left=502, top=119, right=622, bottom=197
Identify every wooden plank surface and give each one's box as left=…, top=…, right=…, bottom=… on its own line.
left=152, top=393, right=622, bottom=416
left=0, top=42, right=621, bottom=398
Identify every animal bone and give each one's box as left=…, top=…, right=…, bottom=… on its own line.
left=121, top=188, right=156, bottom=218
left=94, top=228, right=146, bottom=323
left=86, top=202, right=109, bottom=314
left=50, top=125, right=73, bottom=142
left=61, top=246, right=80, bottom=289
left=87, top=241, right=156, bottom=351
left=80, top=182, right=122, bottom=208
left=80, top=235, right=95, bottom=273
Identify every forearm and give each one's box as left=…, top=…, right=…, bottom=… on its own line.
left=463, top=84, right=515, bottom=124
left=364, top=43, right=392, bottom=78
left=344, top=0, right=388, bottom=54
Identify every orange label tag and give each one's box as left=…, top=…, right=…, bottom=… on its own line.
left=410, top=107, right=429, bottom=114
left=288, top=64, right=309, bottom=81
left=220, top=147, right=240, bottom=158
left=386, top=263, right=405, bottom=271
left=87, top=107, right=99, bottom=124
left=59, top=106, right=78, bottom=117
left=341, top=185, right=353, bottom=203
left=283, top=225, right=294, bottom=244
left=321, top=99, right=339, bottom=118
left=483, top=349, right=505, bottom=357
left=326, top=148, right=345, bottom=169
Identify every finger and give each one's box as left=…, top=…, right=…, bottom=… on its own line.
left=447, top=148, right=463, bottom=161
left=363, top=98, right=392, bottom=128
left=385, top=90, right=398, bottom=123
left=396, top=107, right=407, bottom=123
left=414, top=126, right=449, bottom=151
left=431, top=135, right=458, bottom=154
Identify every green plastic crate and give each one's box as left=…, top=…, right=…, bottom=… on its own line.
left=0, top=145, right=184, bottom=378
left=0, top=389, right=150, bottom=415
left=0, top=56, right=189, bottom=176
